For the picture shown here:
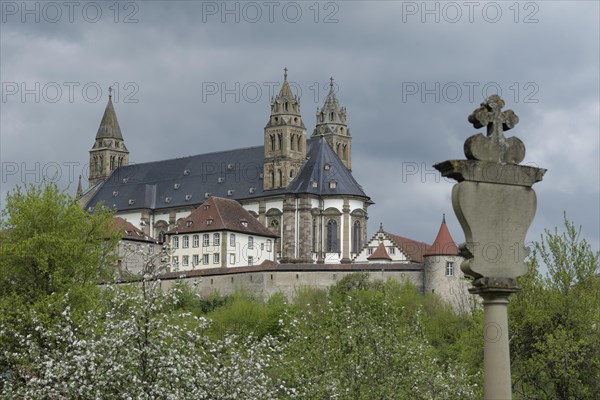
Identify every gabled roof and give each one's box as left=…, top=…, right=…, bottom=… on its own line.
left=424, top=215, right=459, bottom=256
left=385, top=232, right=431, bottom=263
left=367, top=243, right=392, bottom=261
left=84, top=137, right=370, bottom=212
left=167, top=196, right=278, bottom=238
left=112, top=217, right=156, bottom=243
left=96, top=95, right=123, bottom=140
left=287, top=137, right=367, bottom=197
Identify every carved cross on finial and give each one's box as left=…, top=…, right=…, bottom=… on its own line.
left=465, top=95, right=525, bottom=164
left=284, top=67, right=288, bottom=82
left=329, top=77, right=334, bottom=89
left=468, top=94, right=519, bottom=139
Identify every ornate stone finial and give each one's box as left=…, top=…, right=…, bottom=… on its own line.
left=329, top=76, right=334, bottom=89
left=379, top=222, right=384, bottom=232
left=108, top=86, right=112, bottom=100
left=284, top=67, right=288, bottom=82
left=442, top=213, right=446, bottom=224
left=465, top=94, right=524, bottom=164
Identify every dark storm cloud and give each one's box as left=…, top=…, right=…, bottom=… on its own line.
left=1, top=0, right=598, bottom=253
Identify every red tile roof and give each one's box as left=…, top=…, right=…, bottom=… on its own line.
left=425, top=217, right=459, bottom=256
left=112, top=217, right=156, bottom=242
left=385, top=232, right=432, bottom=263
left=167, top=196, right=278, bottom=238
left=367, top=242, right=392, bottom=261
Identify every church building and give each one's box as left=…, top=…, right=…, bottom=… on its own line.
left=78, top=70, right=473, bottom=311
left=80, top=71, right=370, bottom=265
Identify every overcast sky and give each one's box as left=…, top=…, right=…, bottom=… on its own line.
left=1, top=1, right=598, bottom=254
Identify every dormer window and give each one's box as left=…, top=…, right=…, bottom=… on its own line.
left=186, top=221, right=193, bottom=227
left=324, top=164, right=331, bottom=171
left=174, top=183, right=180, bottom=190
left=249, top=187, right=256, bottom=194
left=128, top=199, right=135, bottom=205
left=311, top=180, right=318, bottom=188
left=227, top=190, right=234, bottom=196
left=203, top=204, right=209, bottom=210
left=122, top=178, right=129, bottom=184
left=185, top=194, right=192, bottom=201
left=241, top=219, right=248, bottom=227
left=204, top=192, right=211, bottom=199
left=329, top=181, right=337, bottom=189
left=227, top=163, right=234, bottom=170
left=112, top=191, right=119, bottom=197
left=206, top=218, right=213, bottom=225
left=218, top=177, right=225, bottom=183
left=165, top=197, right=172, bottom=203
left=183, top=169, right=190, bottom=176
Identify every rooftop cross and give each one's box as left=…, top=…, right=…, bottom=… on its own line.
left=108, top=86, right=112, bottom=100
left=329, top=76, right=334, bottom=89
left=284, top=67, right=288, bottom=82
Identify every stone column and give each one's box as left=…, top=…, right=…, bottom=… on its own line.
left=341, top=198, right=351, bottom=263
left=280, top=196, right=296, bottom=263
left=435, top=95, right=545, bottom=400
left=297, top=196, right=313, bottom=263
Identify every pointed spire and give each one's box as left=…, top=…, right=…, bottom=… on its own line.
left=425, top=215, right=459, bottom=256
left=95, top=87, right=123, bottom=140
left=76, top=175, right=83, bottom=198
left=315, top=76, right=346, bottom=127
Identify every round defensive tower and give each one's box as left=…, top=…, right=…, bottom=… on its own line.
left=423, top=215, right=469, bottom=311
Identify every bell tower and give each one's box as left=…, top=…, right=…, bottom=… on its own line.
left=263, top=68, right=307, bottom=190
left=88, top=87, right=129, bottom=187
left=313, top=77, right=352, bottom=170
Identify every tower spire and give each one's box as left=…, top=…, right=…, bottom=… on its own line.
left=263, top=69, right=307, bottom=190
left=76, top=175, right=83, bottom=198
left=313, top=76, right=351, bottom=170
left=88, top=92, right=129, bottom=187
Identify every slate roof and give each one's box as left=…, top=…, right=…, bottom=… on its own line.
left=85, top=137, right=369, bottom=212
left=167, top=196, right=278, bottom=237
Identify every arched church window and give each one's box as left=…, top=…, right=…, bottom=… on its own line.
left=326, top=219, right=338, bottom=252
left=342, top=144, right=347, bottom=160
left=297, top=136, right=302, bottom=152
left=277, top=133, right=282, bottom=150
left=270, top=135, right=275, bottom=151
left=270, top=171, right=275, bottom=188
left=285, top=102, right=289, bottom=111
left=290, top=170, right=294, bottom=178
left=330, top=112, right=334, bottom=120
left=278, top=170, right=283, bottom=187
left=291, top=134, right=296, bottom=150
left=352, top=221, right=361, bottom=253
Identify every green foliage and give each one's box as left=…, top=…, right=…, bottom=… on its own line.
left=510, top=215, right=600, bottom=399
left=0, top=183, right=119, bottom=302
left=207, top=288, right=286, bottom=339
